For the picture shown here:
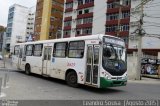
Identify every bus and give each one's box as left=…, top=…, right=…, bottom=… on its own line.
left=12, top=34, right=127, bottom=88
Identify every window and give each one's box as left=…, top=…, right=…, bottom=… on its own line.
left=78, top=10, right=83, bottom=15
left=66, top=3, right=73, bottom=9
left=77, top=19, right=82, bottom=25
left=69, top=41, right=85, bottom=58
left=26, top=45, right=33, bottom=56
left=78, top=0, right=83, bottom=5
left=84, top=9, right=89, bottom=14
left=63, top=30, right=71, bottom=35
left=64, top=21, right=71, bottom=27
left=83, top=17, right=93, bottom=24
left=85, top=0, right=94, bottom=4
left=53, top=42, right=68, bottom=57
left=82, top=28, right=92, bottom=34
left=76, top=29, right=81, bottom=35
left=122, top=0, right=131, bottom=6
left=14, top=45, right=20, bottom=55
left=122, top=11, right=130, bottom=19
left=33, top=44, right=43, bottom=56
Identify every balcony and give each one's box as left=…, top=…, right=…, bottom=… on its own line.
left=52, top=4, right=63, bottom=11
left=63, top=26, right=71, bottom=30
left=121, top=5, right=131, bottom=11
left=107, top=8, right=119, bottom=13
left=77, top=2, right=94, bottom=10
left=63, top=35, right=70, bottom=38
left=77, top=12, right=93, bottom=19
left=107, top=0, right=115, bottom=3
left=107, top=5, right=131, bottom=14
left=76, top=23, right=92, bottom=29
left=106, top=31, right=129, bottom=37
left=106, top=18, right=130, bottom=25
left=65, top=8, right=73, bottom=13
left=75, top=34, right=91, bottom=37
left=66, top=0, right=73, bottom=3
left=64, top=16, right=72, bottom=22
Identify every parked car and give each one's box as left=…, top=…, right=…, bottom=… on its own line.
left=0, top=55, right=3, bottom=60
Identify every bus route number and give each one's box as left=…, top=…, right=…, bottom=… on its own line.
left=67, top=63, right=75, bottom=67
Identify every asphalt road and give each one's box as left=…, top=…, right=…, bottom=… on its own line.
left=0, top=70, right=160, bottom=101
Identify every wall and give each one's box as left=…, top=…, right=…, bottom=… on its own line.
left=92, top=0, right=106, bottom=35
left=127, top=52, right=138, bottom=80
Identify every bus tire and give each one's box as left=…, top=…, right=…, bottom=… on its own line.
left=25, top=64, right=31, bottom=75
left=66, top=71, right=78, bottom=87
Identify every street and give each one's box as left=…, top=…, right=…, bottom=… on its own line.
left=0, top=69, right=160, bottom=100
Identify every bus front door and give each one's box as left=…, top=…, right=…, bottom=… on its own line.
left=85, top=45, right=100, bottom=86
left=42, top=46, right=52, bottom=75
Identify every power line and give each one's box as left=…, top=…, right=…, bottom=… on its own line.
left=145, top=1, right=160, bottom=6
left=143, top=25, right=160, bottom=27
left=143, top=21, right=160, bottom=24
left=145, top=15, right=160, bottom=18
left=144, top=4, right=160, bottom=8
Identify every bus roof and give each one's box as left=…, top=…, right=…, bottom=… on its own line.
left=15, top=34, right=123, bottom=45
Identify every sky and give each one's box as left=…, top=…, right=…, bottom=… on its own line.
left=0, top=0, right=37, bottom=27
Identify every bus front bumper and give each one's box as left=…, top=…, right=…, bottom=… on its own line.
left=100, top=77, right=127, bottom=88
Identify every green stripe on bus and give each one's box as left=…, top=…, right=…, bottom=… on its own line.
left=100, top=77, right=127, bottom=88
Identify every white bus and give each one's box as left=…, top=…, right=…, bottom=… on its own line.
left=12, top=34, right=127, bottom=88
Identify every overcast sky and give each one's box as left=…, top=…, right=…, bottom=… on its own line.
left=0, top=0, right=37, bottom=27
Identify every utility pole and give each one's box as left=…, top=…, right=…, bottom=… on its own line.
left=135, top=0, right=152, bottom=80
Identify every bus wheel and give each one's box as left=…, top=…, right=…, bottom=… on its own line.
left=66, top=71, right=78, bottom=87
left=25, top=64, right=31, bottom=75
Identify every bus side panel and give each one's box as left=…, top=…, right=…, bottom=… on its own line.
left=25, top=56, right=43, bottom=75
left=12, top=55, right=19, bottom=69
left=49, top=57, right=86, bottom=84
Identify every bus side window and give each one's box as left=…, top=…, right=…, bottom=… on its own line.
left=68, top=41, right=85, bottom=58
left=53, top=42, right=68, bottom=58
left=22, top=46, right=26, bottom=61
left=14, top=45, right=20, bottom=56
left=26, top=45, right=33, bottom=56
left=33, top=44, right=43, bottom=56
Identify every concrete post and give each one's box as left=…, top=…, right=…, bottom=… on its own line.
left=3, top=73, right=8, bottom=88
left=0, top=77, right=2, bottom=95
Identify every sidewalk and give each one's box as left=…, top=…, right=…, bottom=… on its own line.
left=0, top=58, right=16, bottom=70
left=128, top=77, right=160, bottom=84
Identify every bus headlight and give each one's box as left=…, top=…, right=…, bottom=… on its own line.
left=122, top=74, right=127, bottom=80
left=105, top=75, right=111, bottom=80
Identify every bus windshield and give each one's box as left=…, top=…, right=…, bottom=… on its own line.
left=102, top=37, right=127, bottom=76
left=103, top=44, right=125, bottom=61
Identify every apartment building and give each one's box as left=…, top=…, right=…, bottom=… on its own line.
left=5, top=4, right=29, bottom=52
left=62, top=0, right=105, bottom=38
left=26, top=6, right=36, bottom=41
left=62, top=0, right=130, bottom=43
left=34, top=0, right=64, bottom=40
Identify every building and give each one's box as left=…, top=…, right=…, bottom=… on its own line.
left=62, top=0, right=105, bottom=38
left=5, top=4, right=29, bottom=52
left=26, top=6, right=36, bottom=41
left=34, top=0, right=64, bottom=40
left=62, top=0, right=130, bottom=43
left=5, top=4, right=36, bottom=52
left=0, top=26, right=5, bottom=52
